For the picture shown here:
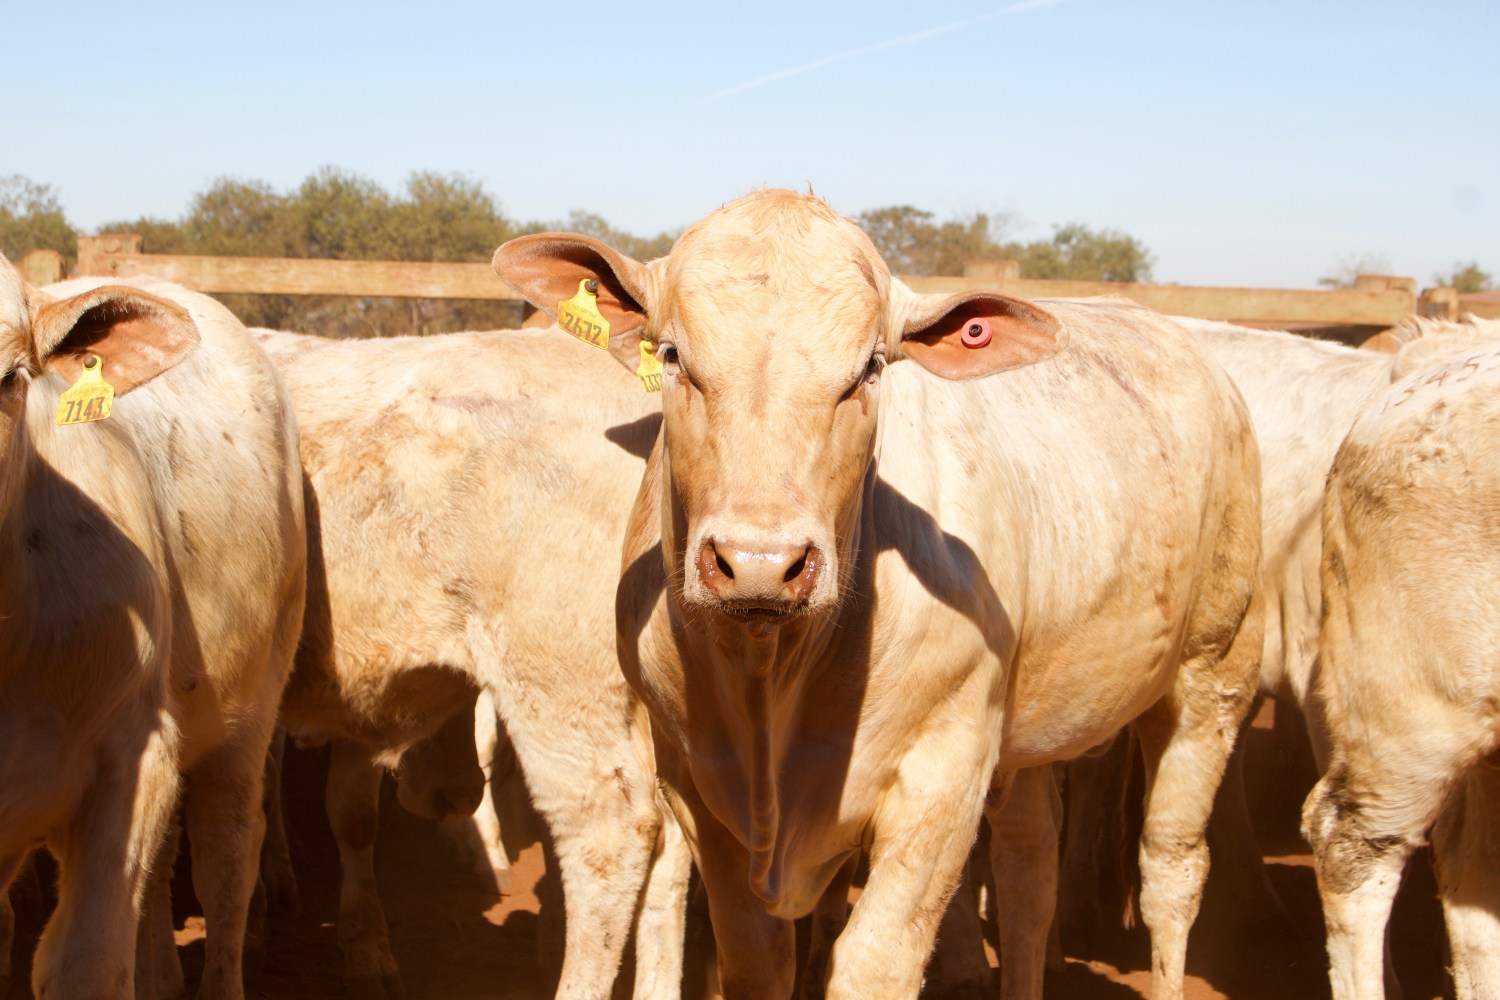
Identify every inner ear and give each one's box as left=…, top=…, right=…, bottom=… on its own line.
left=35, top=288, right=201, bottom=395
left=492, top=234, right=651, bottom=339
left=901, top=292, right=1065, bottom=381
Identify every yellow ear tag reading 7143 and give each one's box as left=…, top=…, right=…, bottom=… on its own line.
left=55, top=354, right=114, bottom=425
left=636, top=341, right=663, bottom=393
left=557, top=278, right=610, bottom=350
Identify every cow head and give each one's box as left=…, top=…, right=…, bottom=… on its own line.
left=493, top=191, right=1064, bottom=631
left=0, top=255, right=201, bottom=511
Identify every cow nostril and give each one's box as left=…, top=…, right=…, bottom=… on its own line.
left=716, top=551, right=735, bottom=579
left=783, top=552, right=807, bottom=583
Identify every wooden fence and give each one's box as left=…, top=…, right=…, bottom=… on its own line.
left=17, top=236, right=1489, bottom=329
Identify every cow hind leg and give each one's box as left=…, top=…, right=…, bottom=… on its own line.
left=184, top=724, right=277, bottom=1000
left=1132, top=592, right=1261, bottom=1000
left=326, top=740, right=405, bottom=1000
left=633, top=806, right=693, bottom=1000
left=987, top=765, right=1061, bottom=1000
left=1432, top=764, right=1500, bottom=999
left=491, top=688, right=663, bottom=1000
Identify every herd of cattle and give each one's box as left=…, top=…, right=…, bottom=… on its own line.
left=0, top=188, right=1496, bottom=1000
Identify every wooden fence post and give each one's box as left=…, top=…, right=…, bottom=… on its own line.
left=1417, top=287, right=1459, bottom=320
left=76, top=234, right=143, bottom=277
left=19, top=249, right=65, bottom=286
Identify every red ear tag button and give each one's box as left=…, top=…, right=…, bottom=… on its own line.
left=961, top=318, right=992, bottom=349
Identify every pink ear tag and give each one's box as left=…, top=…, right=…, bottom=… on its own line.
left=960, top=318, right=992, bottom=349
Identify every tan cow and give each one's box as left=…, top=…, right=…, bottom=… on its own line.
left=1303, top=336, right=1500, bottom=1000
left=0, top=257, right=305, bottom=999
left=1056, top=314, right=1500, bottom=980
left=493, top=190, right=1264, bottom=1000
left=252, top=326, right=690, bottom=1000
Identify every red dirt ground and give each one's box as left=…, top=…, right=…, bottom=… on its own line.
left=4, top=702, right=1454, bottom=999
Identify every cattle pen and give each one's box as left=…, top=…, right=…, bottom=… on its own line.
left=18, top=236, right=1497, bottom=339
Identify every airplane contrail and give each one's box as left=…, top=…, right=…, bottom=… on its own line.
left=696, top=0, right=1064, bottom=105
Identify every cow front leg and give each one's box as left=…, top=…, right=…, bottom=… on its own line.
left=325, top=739, right=404, bottom=1000
left=35, top=721, right=180, bottom=1000
left=987, top=765, right=1061, bottom=1000
left=823, top=775, right=989, bottom=999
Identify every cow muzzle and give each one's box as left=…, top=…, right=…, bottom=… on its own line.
left=694, top=535, right=823, bottom=619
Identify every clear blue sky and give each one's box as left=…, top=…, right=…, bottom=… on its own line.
left=8, top=0, right=1497, bottom=288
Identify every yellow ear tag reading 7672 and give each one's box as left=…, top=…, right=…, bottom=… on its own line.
left=557, top=278, right=610, bottom=350
left=636, top=341, right=663, bottom=393
left=55, top=354, right=114, bottom=425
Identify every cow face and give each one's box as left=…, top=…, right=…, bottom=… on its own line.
left=493, top=191, right=1065, bottom=630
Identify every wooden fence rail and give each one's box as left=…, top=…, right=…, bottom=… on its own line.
left=15, top=236, right=1478, bottom=329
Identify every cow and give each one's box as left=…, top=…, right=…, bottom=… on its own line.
left=251, top=326, right=691, bottom=1000
left=1302, top=335, right=1500, bottom=999
left=0, top=256, right=306, bottom=1000
left=491, top=189, right=1265, bottom=1000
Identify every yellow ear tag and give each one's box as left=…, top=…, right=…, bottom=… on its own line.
left=636, top=341, right=663, bottom=393
left=55, top=354, right=115, bottom=425
left=557, top=278, right=611, bottom=350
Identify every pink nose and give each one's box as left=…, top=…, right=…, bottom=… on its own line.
left=696, top=537, right=821, bottom=607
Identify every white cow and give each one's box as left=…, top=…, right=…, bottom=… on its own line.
left=0, top=257, right=305, bottom=999
left=1303, top=335, right=1500, bottom=999
left=253, top=326, right=691, bottom=1000
left=493, top=190, right=1264, bottom=1000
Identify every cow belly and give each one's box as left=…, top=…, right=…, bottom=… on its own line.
left=1000, top=644, right=1179, bottom=767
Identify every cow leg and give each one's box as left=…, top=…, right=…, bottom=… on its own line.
left=326, top=739, right=404, bottom=1000
left=692, top=818, right=795, bottom=999
left=34, top=721, right=180, bottom=1000
left=1131, top=598, right=1260, bottom=1000
left=441, top=689, right=516, bottom=894
left=800, top=856, right=856, bottom=1000
left=987, top=765, right=1061, bottom=1000
left=136, top=820, right=186, bottom=1000
left=491, top=684, right=663, bottom=1000
left=1432, top=765, right=1500, bottom=999
left=822, top=754, right=991, bottom=1000
left=0, top=864, right=15, bottom=997
left=1302, top=696, right=1488, bottom=1000
left=183, top=722, right=276, bottom=1000
left=259, top=726, right=299, bottom=914
left=926, top=851, right=992, bottom=999
left=1055, top=743, right=1124, bottom=943
left=632, top=805, right=692, bottom=1000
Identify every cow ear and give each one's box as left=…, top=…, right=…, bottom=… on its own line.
left=898, top=289, right=1066, bottom=380
left=492, top=233, right=655, bottom=373
left=31, top=285, right=201, bottom=394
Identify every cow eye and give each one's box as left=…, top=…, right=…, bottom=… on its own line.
left=862, top=353, right=886, bottom=384
left=657, top=343, right=679, bottom=366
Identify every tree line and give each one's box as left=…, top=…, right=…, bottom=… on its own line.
left=5, top=171, right=1489, bottom=338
